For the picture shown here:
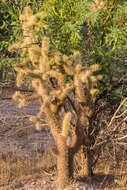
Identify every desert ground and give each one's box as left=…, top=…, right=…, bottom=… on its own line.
left=0, top=80, right=127, bottom=190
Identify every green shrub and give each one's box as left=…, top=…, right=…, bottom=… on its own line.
left=30, top=0, right=127, bottom=102
left=2, top=0, right=127, bottom=103
left=41, top=0, right=93, bottom=55
left=0, top=0, right=44, bottom=79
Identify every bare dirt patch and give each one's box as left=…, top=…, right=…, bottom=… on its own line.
left=0, top=98, right=54, bottom=157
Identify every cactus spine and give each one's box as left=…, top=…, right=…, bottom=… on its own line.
left=9, top=7, right=102, bottom=188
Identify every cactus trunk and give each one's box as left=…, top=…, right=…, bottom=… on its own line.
left=84, top=149, right=93, bottom=177
left=57, top=136, right=70, bottom=188
left=80, top=147, right=93, bottom=177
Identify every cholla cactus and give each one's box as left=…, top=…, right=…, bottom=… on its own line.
left=9, top=7, right=102, bottom=188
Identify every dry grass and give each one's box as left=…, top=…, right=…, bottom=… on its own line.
left=0, top=150, right=56, bottom=190
left=0, top=123, right=126, bottom=189
left=93, top=147, right=127, bottom=190
left=0, top=145, right=126, bottom=189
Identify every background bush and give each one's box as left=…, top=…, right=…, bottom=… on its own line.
left=1, top=0, right=127, bottom=103
left=0, top=0, right=44, bottom=79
